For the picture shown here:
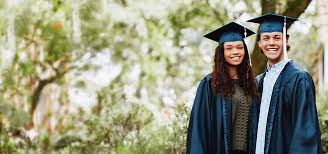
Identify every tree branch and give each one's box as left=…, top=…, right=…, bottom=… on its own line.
left=283, top=0, right=312, bottom=29
left=31, top=64, right=75, bottom=116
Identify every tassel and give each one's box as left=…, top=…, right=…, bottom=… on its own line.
left=244, top=27, right=252, bottom=66
left=283, top=16, right=288, bottom=60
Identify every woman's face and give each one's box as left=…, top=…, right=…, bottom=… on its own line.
left=223, top=41, right=245, bottom=66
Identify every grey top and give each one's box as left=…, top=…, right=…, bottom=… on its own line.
left=231, top=79, right=251, bottom=151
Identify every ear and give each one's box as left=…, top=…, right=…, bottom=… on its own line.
left=286, top=34, right=289, bottom=44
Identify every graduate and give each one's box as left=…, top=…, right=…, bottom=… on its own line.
left=247, top=13, right=323, bottom=154
left=186, top=22, right=260, bottom=154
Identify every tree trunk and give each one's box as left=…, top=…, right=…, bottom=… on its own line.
left=4, top=1, right=16, bottom=69
left=318, top=0, right=328, bottom=93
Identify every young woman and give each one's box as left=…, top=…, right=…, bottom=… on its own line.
left=186, top=22, right=259, bottom=154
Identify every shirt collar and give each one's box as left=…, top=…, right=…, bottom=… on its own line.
left=266, top=59, right=290, bottom=73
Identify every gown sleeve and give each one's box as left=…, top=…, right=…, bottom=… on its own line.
left=289, top=73, right=323, bottom=154
left=186, top=78, right=213, bottom=154
left=249, top=96, right=260, bottom=154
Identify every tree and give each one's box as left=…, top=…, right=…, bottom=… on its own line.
left=0, top=0, right=322, bottom=152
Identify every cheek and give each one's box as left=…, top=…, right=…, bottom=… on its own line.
left=223, top=51, right=230, bottom=59
left=278, top=40, right=284, bottom=46
left=258, top=41, right=264, bottom=48
left=238, top=49, right=245, bottom=58
left=240, top=49, right=245, bottom=56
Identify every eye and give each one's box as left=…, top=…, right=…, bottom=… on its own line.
left=261, top=37, right=269, bottom=41
left=237, top=46, right=244, bottom=50
left=225, top=48, right=232, bottom=51
left=275, top=37, right=281, bottom=40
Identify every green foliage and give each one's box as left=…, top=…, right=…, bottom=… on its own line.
left=41, top=21, right=72, bottom=62
left=15, top=9, right=32, bottom=38
left=162, top=103, right=189, bottom=153
left=0, top=94, right=190, bottom=153
left=0, top=0, right=325, bottom=153
left=79, top=0, right=111, bottom=50
left=0, top=103, right=32, bottom=153
left=20, top=60, right=36, bottom=76
left=317, top=92, right=328, bottom=153
left=0, top=127, right=20, bottom=154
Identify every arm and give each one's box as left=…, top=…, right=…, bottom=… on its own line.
left=289, top=73, right=322, bottom=154
left=249, top=97, right=260, bottom=154
left=186, top=79, right=212, bottom=154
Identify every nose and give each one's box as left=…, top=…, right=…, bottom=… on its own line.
left=232, top=48, right=238, bottom=54
left=268, top=38, right=275, bottom=45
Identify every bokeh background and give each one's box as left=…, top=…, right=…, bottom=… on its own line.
left=0, top=0, right=328, bottom=153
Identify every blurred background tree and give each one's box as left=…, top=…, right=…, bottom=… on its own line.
left=0, top=0, right=327, bottom=153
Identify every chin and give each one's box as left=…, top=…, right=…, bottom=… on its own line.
left=265, top=53, right=282, bottom=60
left=268, top=57, right=282, bottom=63
left=265, top=55, right=280, bottom=60
left=229, top=62, right=242, bottom=66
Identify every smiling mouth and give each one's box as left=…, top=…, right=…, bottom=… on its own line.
left=266, top=48, right=278, bottom=53
left=267, top=48, right=278, bottom=54
left=231, top=56, right=241, bottom=60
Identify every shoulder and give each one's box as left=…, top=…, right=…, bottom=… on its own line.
left=195, top=73, right=212, bottom=89
left=282, top=61, right=314, bottom=86
left=204, top=73, right=212, bottom=81
left=198, top=73, right=212, bottom=84
left=282, top=61, right=312, bottom=82
left=191, top=73, right=217, bottom=109
left=256, top=73, right=265, bottom=84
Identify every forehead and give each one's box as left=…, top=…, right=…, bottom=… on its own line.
left=260, top=32, right=283, bottom=37
left=224, top=41, right=244, bottom=46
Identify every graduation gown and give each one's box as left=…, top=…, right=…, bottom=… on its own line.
left=186, top=74, right=259, bottom=154
left=254, top=60, right=322, bottom=154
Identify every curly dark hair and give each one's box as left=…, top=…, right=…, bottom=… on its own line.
left=211, top=42, right=258, bottom=97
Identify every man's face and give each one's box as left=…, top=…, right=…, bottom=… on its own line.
left=258, top=32, right=287, bottom=64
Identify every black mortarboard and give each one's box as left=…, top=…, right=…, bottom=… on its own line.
left=204, top=22, right=255, bottom=43
left=247, top=13, right=298, bottom=33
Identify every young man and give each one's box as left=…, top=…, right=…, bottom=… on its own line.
left=247, top=14, right=322, bottom=154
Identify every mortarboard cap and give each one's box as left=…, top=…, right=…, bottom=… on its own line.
left=247, top=13, right=298, bottom=33
left=204, top=22, right=255, bottom=44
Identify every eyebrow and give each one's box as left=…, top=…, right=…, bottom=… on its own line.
left=261, top=35, right=281, bottom=38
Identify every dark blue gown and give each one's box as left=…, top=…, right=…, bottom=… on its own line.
left=255, top=60, right=322, bottom=154
left=186, top=74, right=259, bottom=154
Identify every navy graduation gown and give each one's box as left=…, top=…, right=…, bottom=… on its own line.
left=186, top=74, right=259, bottom=154
left=255, top=61, right=322, bottom=154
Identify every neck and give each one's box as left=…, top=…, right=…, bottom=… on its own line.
left=268, top=61, right=276, bottom=67
left=229, top=66, right=238, bottom=79
left=268, top=50, right=287, bottom=66
left=268, top=57, right=284, bottom=67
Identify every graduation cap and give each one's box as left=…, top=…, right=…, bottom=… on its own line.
left=247, top=13, right=298, bottom=60
left=204, top=22, right=255, bottom=44
left=247, top=13, right=298, bottom=33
